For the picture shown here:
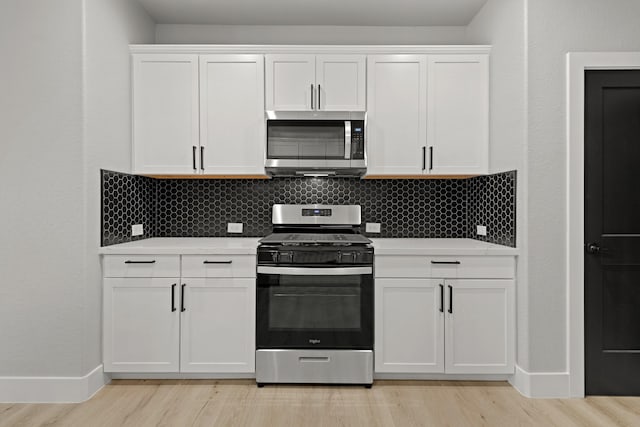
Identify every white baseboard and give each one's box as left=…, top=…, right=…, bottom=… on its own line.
left=111, top=372, right=255, bottom=380
left=0, top=365, right=110, bottom=403
left=509, top=365, right=570, bottom=398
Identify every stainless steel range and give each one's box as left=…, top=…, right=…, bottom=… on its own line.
left=256, top=204, right=374, bottom=387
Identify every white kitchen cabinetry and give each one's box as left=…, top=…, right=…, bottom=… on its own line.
left=132, top=54, right=265, bottom=176
left=375, top=278, right=444, bottom=373
left=180, top=255, right=255, bottom=373
left=199, top=55, right=265, bottom=175
left=132, top=54, right=199, bottom=175
left=265, top=54, right=366, bottom=111
left=427, top=55, right=489, bottom=175
left=103, top=255, right=181, bottom=372
left=366, top=54, right=488, bottom=176
left=366, top=55, right=428, bottom=175
left=103, top=253, right=256, bottom=374
left=375, top=255, right=514, bottom=375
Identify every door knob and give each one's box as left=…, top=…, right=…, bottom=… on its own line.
left=586, top=242, right=601, bottom=254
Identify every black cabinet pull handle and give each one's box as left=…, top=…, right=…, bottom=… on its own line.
left=203, top=260, right=233, bottom=264
left=310, top=84, right=314, bottom=110
left=181, top=284, right=186, bottom=312
left=318, top=84, right=321, bottom=110
left=439, top=284, right=444, bottom=313
left=422, top=147, right=426, bottom=170
left=200, top=146, right=205, bottom=171
left=171, top=284, right=176, bottom=312
left=192, top=146, right=197, bottom=170
left=429, top=147, right=434, bottom=171
left=448, top=285, right=453, bottom=314
left=124, top=260, right=156, bottom=264
left=431, top=260, right=461, bottom=265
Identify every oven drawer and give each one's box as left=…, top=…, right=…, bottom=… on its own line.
left=103, top=255, right=180, bottom=278
left=256, top=349, right=373, bottom=384
left=181, top=255, right=256, bottom=278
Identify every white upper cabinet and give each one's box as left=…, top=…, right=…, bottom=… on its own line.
left=265, top=54, right=366, bottom=111
left=366, top=55, right=428, bottom=175
left=132, top=54, right=199, bottom=175
left=132, top=53, right=265, bottom=176
left=316, top=55, right=366, bottom=111
left=265, top=54, right=315, bottom=111
left=366, top=53, right=489, bottom=176
left=199, top=55, right=265, bottom=175
left=427, top=55, right=489, bottom=175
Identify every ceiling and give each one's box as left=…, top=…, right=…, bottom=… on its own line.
left=136, top=0, right=488, bottom=27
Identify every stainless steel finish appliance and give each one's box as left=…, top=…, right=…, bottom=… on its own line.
left=265, top=111, right=366, bottom=177
left=256, top=204, right=374, bottom=386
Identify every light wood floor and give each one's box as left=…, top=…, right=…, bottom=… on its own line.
left=1, top=380, right=640, bottom=427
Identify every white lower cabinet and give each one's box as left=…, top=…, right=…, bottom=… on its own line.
left=375, top=255, right=515, bottom=375
left=103, top=254, right=256, bottom=374
left=375, top=279, right=443, bottom=373
left=103, top=278, right=180, bottom=372
left=445, top=279, right=514, bottom=374
left=180, top=278, right=255, bottom=373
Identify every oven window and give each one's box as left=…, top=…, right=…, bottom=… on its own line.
left=268, top=275, right=361, bottom=330
left=267, top=120, right=346, bottom=159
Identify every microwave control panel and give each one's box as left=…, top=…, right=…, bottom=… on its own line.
left=351, top=120, right=365, bottom=160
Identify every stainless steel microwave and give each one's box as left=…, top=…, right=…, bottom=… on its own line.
left=265, top=111, right=366, bottom=177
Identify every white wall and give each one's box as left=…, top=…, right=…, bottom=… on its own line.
left=466, top=0, right=529, bottom=369
left=0, top=0, right=85, bottom=376
left=0, top=0, right=154, bottom=381
left=83, top=0, right=155, bottom=375
left=527, top=0, right=640, bottom=372
left=155, top=24, right=468, bottom=45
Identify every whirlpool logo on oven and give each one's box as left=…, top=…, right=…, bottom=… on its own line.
left=309, top=339, right=321, bottom=345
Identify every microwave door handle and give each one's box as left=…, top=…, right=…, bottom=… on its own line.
left=344, top=121, right=351, bottom=160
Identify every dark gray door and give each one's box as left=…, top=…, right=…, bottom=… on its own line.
left=585, top=70, right=640, bottom=395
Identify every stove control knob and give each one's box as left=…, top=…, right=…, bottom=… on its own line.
left=278, top=251, right=293, bottom=263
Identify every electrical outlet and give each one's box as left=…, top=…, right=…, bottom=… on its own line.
left=476, top=225, right=487, bottom=236
left=227, top=222, right=243, bottom=233
left=131, top=224, right=144, bottom=236
left=365, top=223, right=381, bottom=233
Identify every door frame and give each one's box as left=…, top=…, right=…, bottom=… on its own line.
left=567, top=52, right=640, bottom=397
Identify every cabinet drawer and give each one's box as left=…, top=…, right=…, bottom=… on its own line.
left=429, top=256, right=514, bottom=279
left=181, top=255, right=256, bottom=278
left=103, top=255, right=180, bottom=278
left=375, top=256, right=431, bottom=278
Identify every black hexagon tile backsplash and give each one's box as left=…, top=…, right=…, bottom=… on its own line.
left=101, top=170, right=516, bottom=247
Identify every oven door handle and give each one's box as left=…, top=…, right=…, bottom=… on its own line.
left=257, top=266, right=372, bottom=276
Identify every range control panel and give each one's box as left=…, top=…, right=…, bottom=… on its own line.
left=302, top=208, right=332, bottom=217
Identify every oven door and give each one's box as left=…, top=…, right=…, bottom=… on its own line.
left=256, top=266, right=373, bottom=350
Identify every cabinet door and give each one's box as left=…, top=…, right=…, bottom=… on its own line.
left=265, top=54, right=315, bottom=111
left=132, top=54, right=199, bottom=175
left=200, top=55, right=265, bottom=175
left=316, top=55, right=366, bottom=111
left=445, top=279, right=514, bottom=374
left=375, top=278, right=444, bottom=373
left=427, top=55, right=489, bottom=175
left=366, top=55, right=428, bottom=175
left=103, top=278, right=179, bottom=372
left=180, top=278, right=255, bottom=373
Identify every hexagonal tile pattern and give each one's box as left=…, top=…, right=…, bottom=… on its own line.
left=467, top=170, right=516, bottom=247
left=101, top=170, right=157, bottom=246
left=101, top=170, right=516, bottom=248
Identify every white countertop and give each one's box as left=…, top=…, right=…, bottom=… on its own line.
left=370, top=238, right=518, bottom=256
left=98, top=237, right=261, bottom=255
left=100, top=237, right=517, bottom=256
